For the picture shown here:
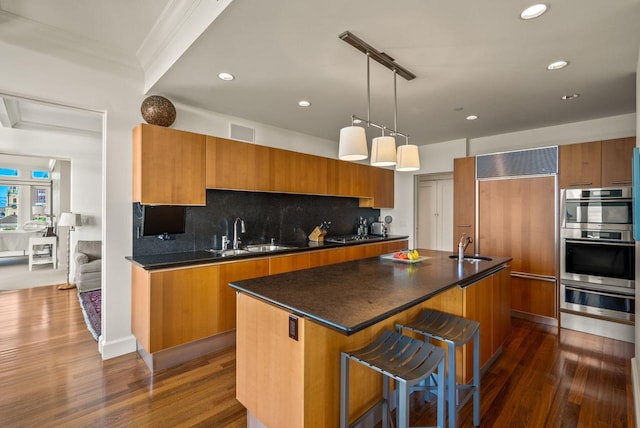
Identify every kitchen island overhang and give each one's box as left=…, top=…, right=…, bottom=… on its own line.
left=231, top=249, right=512, bottom=427
left=230, top=250, right=512, bottom=335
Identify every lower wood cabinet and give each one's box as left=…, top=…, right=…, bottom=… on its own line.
left=269, top=253, right=311, bottom=275
left=219, top=259, right=270, bottom=332
left=510, top=274, right=556, bottom=319
left=131, top=240, right=409, bottom=355
left=423, top=264, right=511, bottom=383
left=131, top=263, right=220, bottom=353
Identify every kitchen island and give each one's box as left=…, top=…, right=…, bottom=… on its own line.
left=229, top=249, right=512, bottom=427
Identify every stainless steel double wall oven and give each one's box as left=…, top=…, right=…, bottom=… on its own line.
left=560, top=187, right=635, bottom=341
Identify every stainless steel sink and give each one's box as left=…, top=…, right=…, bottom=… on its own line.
left=244, top=244, right=296, bottom=253
left=448, top=255, right=493, bottom=262
left=206, top=248, right=252, bottom=257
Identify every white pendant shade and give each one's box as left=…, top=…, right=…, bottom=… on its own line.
left=339, top=126, right=368, bottom=161
left=396, top=144, right=421, bottom=172
left=370, top=136, right=397, bottom=167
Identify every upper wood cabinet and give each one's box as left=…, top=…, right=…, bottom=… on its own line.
left=205, top=135, right=394, bottom=207
left=360, top=166, right=395, bottom=209
left=453, top=156, right=476, bottom=254
left=601, top=137, right=635, bottom=187
left=133, top=124, right=206, bottom=205
left=559, top=137, right=635, bottom=189
left=206, top=136, right=258, bottom=190
left=559, top=140, right=602, bottom=188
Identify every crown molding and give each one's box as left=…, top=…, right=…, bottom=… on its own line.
left=0, top=9, right=141, bottom=79
left=137, top=0, right=234, bottom=93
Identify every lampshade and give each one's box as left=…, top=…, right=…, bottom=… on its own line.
left=58, top=212, right=82, bottom=227
left=370, top=136, right=397, bottom=167
left=338, top=126, right=368, bottom=161
left=396, top=144, right=421, bottom=172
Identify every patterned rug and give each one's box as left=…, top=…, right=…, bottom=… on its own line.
left=78, top=290, right=101, bottom=340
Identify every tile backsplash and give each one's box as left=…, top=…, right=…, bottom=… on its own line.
left=132, top=189, right=380, bottom=256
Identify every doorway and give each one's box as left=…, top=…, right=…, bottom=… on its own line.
left=0, top=94, right=103, bottom=291
left=416, top=175, right=453, bottom=251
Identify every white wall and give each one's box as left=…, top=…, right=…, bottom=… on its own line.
left=470, top=113, right=636, bottom=156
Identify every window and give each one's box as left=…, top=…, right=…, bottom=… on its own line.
left=0, top=168, right=18, bottom=177
left=32, top=170, right=50, bottom=179
left=0, top=186, right=19, bottom=230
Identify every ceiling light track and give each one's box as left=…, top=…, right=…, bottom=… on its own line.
left=338, top=31, right=416, bottom=81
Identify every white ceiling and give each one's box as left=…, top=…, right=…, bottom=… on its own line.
left=0, top=0, right=638, bottom=146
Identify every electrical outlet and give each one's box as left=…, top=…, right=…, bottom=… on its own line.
left=288, top=315, right=298, bottom=341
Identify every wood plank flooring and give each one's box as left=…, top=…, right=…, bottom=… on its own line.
left=0, top=285, right=635, bottom=427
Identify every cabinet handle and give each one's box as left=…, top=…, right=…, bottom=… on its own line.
left=611, top=180, right=632, bottom=185
left=568, top=182, right=592, bottom=186
left=455, top=225, right=471, bottom=228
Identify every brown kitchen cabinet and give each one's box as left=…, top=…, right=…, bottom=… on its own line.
left=269, top=253, right=311, bottom=275
left=131, top=259, right=269, bottom=355
left=326, top=159, right=370, bottom=198
left=133, top=123, right=206, bottom=205
left=601, top=136, right=635, bottom=187
left=453, top=156, right=476, bottom=254
left=478, top=175, right=556, bottom=321
left=131, top=241, right=407, bottom=358
left=308, top=240, right=408, bottom=268
left=510, top=275, right=556, bottom=318
left=204, top=134, right=394, bottom=206
left=559, top=137, right=635, bottom=189
left=559, top=140, right=602, bottom=188
left=131, top=263, right=220, bottom=353
left=359, top=166, right=395, bottom=208
left=270, top=149, right=328, bottom=195
left=218, top=259, right=270, bottom=332
left=461, top=266, right=512, bottom=372
left=206, top=136, right=258, bottom=190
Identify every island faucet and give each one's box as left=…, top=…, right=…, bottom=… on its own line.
left=233, top=217, right=246, bottom=250
left=458, top=233, right=473, bottom=260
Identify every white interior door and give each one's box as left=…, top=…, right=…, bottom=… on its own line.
left=417, top=178, right=453, bottom=251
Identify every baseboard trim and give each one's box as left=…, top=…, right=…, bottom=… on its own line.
left=137, top=330, right=236, bottom=372
left=511, top=310, right=558, bottom=327
left=632, top=358, right=640, bottom=426
left=99, top=334, right=137, bottom=359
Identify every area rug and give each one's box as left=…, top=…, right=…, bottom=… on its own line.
left=78, top=289, right=101, bottom=340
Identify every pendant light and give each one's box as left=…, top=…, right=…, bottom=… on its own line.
left=337, top=31, right=420, bottom=171
left=338, top=124, right=367, bottom=161
left=396, top=138, right=421, bottom=171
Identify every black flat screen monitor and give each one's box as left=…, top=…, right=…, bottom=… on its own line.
left=142, top=205, right=186, bottom=237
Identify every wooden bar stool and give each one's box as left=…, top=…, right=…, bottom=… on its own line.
left=340, top=330, right=446, bottom=428
left=397, top=310, right=481, bottom=428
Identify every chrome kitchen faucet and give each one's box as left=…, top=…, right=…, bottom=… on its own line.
left=233, top=217, right=246, bottom=250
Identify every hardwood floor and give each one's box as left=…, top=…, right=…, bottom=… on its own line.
left=0, top=285, right=635, bottom=427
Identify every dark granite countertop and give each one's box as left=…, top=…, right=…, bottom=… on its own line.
left=126, top=235, right=409, bottom=270
left=229, top=249, right=511, bottom=335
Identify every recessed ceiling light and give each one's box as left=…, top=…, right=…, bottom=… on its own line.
left=466, top=115, right=478, bottom=121
left=547, top=60, right=569, bottom=71
left=561, top=93, right=580, bottom=100
left=520, top=3, right=549, bottom=20
left=217, top=72, right=235, bottom=81
left=298, top=100, right=311, bottom=107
